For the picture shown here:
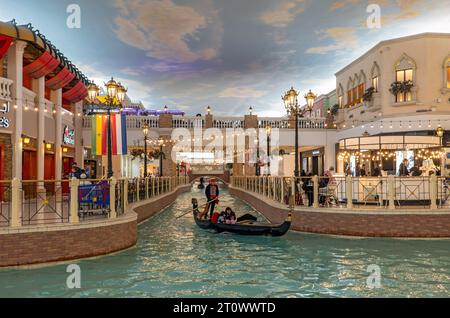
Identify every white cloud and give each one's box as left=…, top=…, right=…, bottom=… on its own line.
left=305, top=27, right=358, bottom=54
left=219, top=87, right=269, bottom=99
left=113, top=0, right=222, bottom=63
left=259, top=0, right=306, bottom=28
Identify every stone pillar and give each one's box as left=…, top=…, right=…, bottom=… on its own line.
left=205, top=114, right=213, bottom=129
left=10, top=178, right=21, bottom=227
left=161, top=138, right=176, bottom=176
left=69, top=177, right=80, bottom=224
left=388, top=175, right=396, bottom=210
left=346, top=175, right=353, bottom=209
left=51, top=89, right=63, bottom=179
left=159, top=114, right=173, bottom=129
left=32, top=76, right=46, bottom=185
left=109, top=177, right=117, bottom=218
left=7, top=40, right=27, bottom=179
left=324, top=139, right=337, bottom=172
left=313, top=175, right=319, bottom=208
left=74, top=101, right=84, bottom=169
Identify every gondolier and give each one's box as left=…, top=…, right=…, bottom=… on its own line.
left=205, top=178, right=219, bottom=219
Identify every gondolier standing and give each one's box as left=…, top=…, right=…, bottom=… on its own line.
left=205, top=178, right=220, bottom=220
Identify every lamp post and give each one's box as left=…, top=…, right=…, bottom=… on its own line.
left=159, top=139, right=164, bottom=177
left=87, top=78, right=127, bottom=178
left=142, top=124, right=149, bottom=178
left=255, top=137, right=261, bottom=176
left=283, top=87, right=300, bottom=177
left=283, top=87, right=316, bottom=177
left=266, top=125, right=272, bottom=176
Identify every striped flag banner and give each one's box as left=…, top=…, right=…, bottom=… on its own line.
left=91, top=114, right=128, bottom=156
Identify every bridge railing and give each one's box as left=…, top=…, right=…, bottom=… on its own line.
left=231, top=175, right=449, bottom=210
left=0, top=176, right=190, bottom=228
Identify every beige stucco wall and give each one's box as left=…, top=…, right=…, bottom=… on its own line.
left=336, top=33, right=450, bottom=126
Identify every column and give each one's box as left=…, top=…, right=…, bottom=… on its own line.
left=32, top=76, right=45, bottom=185
left=74, top=101, right=84, bottom=169
left=51, top=89, right=63, bottom=179
left=324, top=137, right=337, bottom=172
left=7, top=40, right=27, bottom=179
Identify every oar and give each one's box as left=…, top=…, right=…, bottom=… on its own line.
left=176, top=198, right=218, bottom=220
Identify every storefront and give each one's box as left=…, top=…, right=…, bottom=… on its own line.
left=300, top=148, right=324, bottom=176
left=337, top=133, right=444, bottom=176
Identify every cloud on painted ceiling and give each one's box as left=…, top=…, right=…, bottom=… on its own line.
left=259, top=0, right=306, bottom=28
left=113, top=0, right=223, bottom=63
left=218, top=87, right=269, bottom=99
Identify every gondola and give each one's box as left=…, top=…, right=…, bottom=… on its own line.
left=191, top=199, right=291, bottom=237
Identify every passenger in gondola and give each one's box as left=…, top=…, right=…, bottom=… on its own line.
left=225, top=207, right=237, bottom=225
left=217, top=211, right=227, bottom=224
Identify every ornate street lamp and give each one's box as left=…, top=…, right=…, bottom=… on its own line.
left=142, top=124, right=149, bottom=178
left=304, top=90, right=317, bottom=117
left=87, top=77, right=127, bottom=178
left=266, top=124, right=272, bottom=176
left=436, top=126, right=445, bottom=146
left=283, top=87, right=300, bottom=177
left=158, top=138, right=164, bottom=177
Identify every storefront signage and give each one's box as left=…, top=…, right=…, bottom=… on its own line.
left=312, top=150, right=321, bottom=156
left=63, top=126, right=75, bottom=145
left=0, top=102, right=11, bottom=128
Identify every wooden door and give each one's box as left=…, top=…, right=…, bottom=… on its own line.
left=44, top=154, right=55, bottom=193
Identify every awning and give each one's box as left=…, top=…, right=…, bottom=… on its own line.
left=23, top=51, right=59, bottom=78
left=62, top=81, right=87, bottom=103
left=0, top=34, right=13, bottom=59
left=46, top=67, right=75, bottom=90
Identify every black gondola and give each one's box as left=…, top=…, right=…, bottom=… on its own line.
left=191, top=199, right=291, bottom=237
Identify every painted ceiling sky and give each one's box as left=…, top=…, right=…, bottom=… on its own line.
left=1, top=0, right=449, bottom=116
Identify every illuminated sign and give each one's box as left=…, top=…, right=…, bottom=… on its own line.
left=63, top=126, right=75, bottom=145
left=0, top=102, right=10, bottom=128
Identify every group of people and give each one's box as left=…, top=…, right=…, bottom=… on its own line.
left=211, top=207, right=237, bottom=225
left=68, top=163, right=92, bottom=184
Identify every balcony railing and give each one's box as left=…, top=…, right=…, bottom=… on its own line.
left=0, top=176, right=190, bottom=228
left=0, top=77, right=13, bottom=101
left=83, top=115, right=331, bottom=130
left=231, top=175, right=450, bottom=210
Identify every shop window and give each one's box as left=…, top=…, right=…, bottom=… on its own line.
left=352, top=87, right=358, bottom=105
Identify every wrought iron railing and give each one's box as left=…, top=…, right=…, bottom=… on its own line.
left=0, top=181, right=11, bottom=227
left=231, top=175, right=447, bottom=210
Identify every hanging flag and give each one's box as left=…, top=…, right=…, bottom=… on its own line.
left=91, top=114, right=128, bottom=156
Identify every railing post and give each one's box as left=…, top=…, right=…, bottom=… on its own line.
left=136, top=178, right=140, bottom=201
left=157, top=177, right=160, bottom=196
left=346, top=175, right=353, bottom=210
left=10, top=178, right=21, bottom=227
left=145, top=177, right=149, bottom=199
left=152, top=177, right=155, bottom=197
left=263, top=176, right=267, bottom=197
left=430, top=174, right=438, bottom=210
left=124, top=178, right=129, bottom=212
left=388, top=175, right=396, bottom=210
left=69, top=177, right=80, bottom=224
left=313, top=175, right=319, bottom=208
left=110, top=177, right=117, bottom=219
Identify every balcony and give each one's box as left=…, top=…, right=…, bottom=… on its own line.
left=0, top=76, right=13, bottom=101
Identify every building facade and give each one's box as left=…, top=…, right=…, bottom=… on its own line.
left=0, top=21, right=89, bottom=187
left=334, top=33, right=450, bottom=176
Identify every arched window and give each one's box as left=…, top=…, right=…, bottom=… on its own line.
left=352, top=74, right=359, bottom=106
left=444, top=55, right=450, bottom=89
left=371, top=62, right=381, bottom=92
left=346, top=77, right=354, bottom=107
left=394, top=54, right=416, bottom=103
left=358, top=71, right=367, bottom=104
left=337, top=84, right=344, bottom=108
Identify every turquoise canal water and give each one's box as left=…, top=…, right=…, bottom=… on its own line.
left=1, top=186, right=450, bottom=298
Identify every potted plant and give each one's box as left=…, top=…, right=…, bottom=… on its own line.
left=363, top=87, right=376, bottom=102
left=389, top=80, right=414, bottom=96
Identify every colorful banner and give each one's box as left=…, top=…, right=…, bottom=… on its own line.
left=91, top=114, right=128, bottom=156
